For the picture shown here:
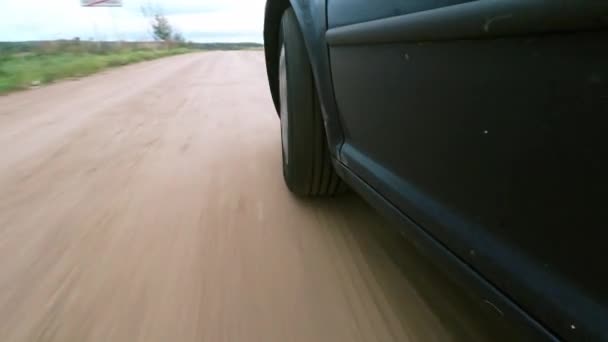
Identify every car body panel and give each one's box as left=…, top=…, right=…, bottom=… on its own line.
left=333, top=159, right=556, bottom=341
left=327, top=0, right=472, bottom=28
left=327, top=2, right=608, bottom=340
left=327, top=0, right=608, bottom=43
left=264, top=0, right=608, bottom=340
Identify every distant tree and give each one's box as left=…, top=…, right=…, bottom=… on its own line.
left=152, top=14, right=172, bottom=42
left=141, top=3, right=189, bottom=47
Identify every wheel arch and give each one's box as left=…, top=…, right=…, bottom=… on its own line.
left=263, top=0, right=291, bottom=115
left=264, top=0, right=345, bottom=157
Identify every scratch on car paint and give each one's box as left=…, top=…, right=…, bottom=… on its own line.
left=484, top=14, right=513, bottom=32
left=484, top=300, right=504, bottom=316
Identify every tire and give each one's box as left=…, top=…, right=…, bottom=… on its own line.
left=279, top=8, right=344, bottom=196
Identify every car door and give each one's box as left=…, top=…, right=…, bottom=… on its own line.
left=327, top=1, right=608, bottom=340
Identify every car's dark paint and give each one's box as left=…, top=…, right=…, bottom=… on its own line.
left=333, top=160, right=556, bottom=342
left=330, top=32, right=608, bottom=341
left=264, top=0, right=608, bottom=341
left=264, top=0, right=344, bottom=155
left=327, top=0, right=608, bottom=45
left=327, top=0, right=473, bottom=28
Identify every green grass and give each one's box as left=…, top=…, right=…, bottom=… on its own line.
left=0, top=48, right=193, bottom=93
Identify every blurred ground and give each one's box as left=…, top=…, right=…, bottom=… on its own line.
left=0, top=51, right=515, bottom=341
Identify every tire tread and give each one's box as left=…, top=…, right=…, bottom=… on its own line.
left=280, top=7, right=345, bottom=197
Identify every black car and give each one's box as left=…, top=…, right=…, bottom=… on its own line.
left=263, top=1, right=608, bottom=341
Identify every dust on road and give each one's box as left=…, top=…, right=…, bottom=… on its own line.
left=0, top=51, right=511, bottom=341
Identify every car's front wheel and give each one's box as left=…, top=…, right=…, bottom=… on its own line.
left=279, top=8, right=344, bottom=196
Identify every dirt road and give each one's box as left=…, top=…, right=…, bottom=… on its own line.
left=0, top=51, right=508, bottom=342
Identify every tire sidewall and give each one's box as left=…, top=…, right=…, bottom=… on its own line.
left=279, top=8, right=313, bottom=195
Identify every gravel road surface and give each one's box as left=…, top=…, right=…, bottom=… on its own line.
left=0, top=52, right=512, bottom=342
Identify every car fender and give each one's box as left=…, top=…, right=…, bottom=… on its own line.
left=264, top=0, right=344, bottom=157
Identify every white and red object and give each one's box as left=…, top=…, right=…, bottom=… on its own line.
left=81, top=0, right=122, bottom=7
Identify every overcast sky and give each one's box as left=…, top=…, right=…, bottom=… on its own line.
left=0, top=0, right=265, bottom=42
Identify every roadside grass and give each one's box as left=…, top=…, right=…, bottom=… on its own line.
left=0, top=47, right=193, bottom=93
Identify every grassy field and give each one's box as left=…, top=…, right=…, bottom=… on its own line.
left=0, top=42, right=195, bottom=93
left=0, top=40, right=264, bottom=94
